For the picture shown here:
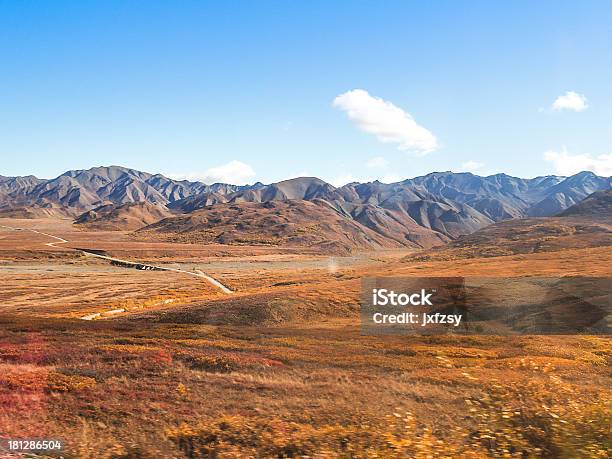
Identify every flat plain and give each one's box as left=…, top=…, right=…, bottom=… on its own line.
left=0, top=217, right=610, bottom=458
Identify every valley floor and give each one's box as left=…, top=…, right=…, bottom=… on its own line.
left=0, top=218, right=610, bottom=458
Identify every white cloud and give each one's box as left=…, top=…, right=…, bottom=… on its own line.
left=551, top=91, right=588, bottom=112
left=366, top=156, right=389, bottom=168
left=544, top=149, right=612, bottom=176
left=333, top=89, right=438, bottom=154
left=460, top=160, right=485, bottom=173
left=169, top=160, right=256, bottom=185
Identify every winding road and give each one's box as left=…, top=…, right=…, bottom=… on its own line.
left=1, top=224, right=69, bottom=248
left=0, top=224, right=234, bottom=317
left=76, top=249, right=233, bottom=294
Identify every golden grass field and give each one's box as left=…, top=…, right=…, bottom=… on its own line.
left=0, top=218, right=610, bottom=458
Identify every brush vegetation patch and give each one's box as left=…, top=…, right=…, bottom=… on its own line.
left=0, top=211, right=610, bottom=457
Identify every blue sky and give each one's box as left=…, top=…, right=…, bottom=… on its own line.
left=1, top=0, right=611, bottom=184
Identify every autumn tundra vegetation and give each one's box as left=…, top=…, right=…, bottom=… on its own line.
left=0, top=171, right=610, bottom=457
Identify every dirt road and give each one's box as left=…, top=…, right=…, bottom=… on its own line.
left=0, top=224, right=234, bottom=294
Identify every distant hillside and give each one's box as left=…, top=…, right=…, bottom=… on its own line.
left=405, top=215, right=611, bottom=262
left=0, top=166, right=244, bottom=211
left=168, top=172, right=610, bottom=242
left=0, top=204, right=72, bottom=219
left=74, top=202, right=174, bottom=230
left=170, top=171, right=610, bottom=224
left=527, top=172, right=610, bottom=216
left=136, top=199, right=439, bottom=254
left=559, top=189, right=612, bottom=218
left=3, top=165, right=605, bottom=222
left=0, top=174, right=45, bottom=201
left=403, top=171, right=610, bottom=219
left=404, top=184, right=611, bottom=261
left=2, top=165, right=610, bottom=248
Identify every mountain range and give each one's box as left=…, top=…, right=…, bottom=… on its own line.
left=1, top=165, right=610, bottom=251
left=406, top=188, right=612, bottom=262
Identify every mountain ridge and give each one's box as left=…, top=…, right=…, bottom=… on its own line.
left=1, top=165, right=610, bottom=251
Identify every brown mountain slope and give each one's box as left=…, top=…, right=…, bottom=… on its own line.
left=4, top=168, right=610, bottom=245
left=1, top=166, right=241, bottom=211
left=172, top=177, right=493, bottom=241
left=404, top=214, right=611, bottom=262
left=559, top=189, right=611, bottom=218
left=135, top=199, right=426, bottom=254
left=0, top=204, right=74, bottom=219
left=74, top=201, right=174, bottom=230
left=230, top=177, right=336, bottom=203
